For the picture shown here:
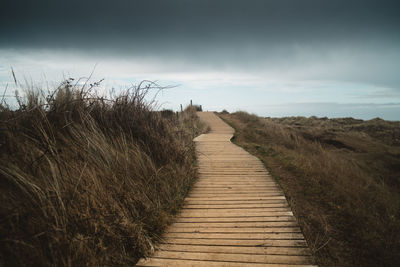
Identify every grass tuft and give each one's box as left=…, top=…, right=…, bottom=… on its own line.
left=0, top=79, right=205, bottom=265
left=220, top=111, right=400, bottom=267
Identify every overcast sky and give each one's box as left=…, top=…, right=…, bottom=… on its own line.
left=1, top=0, right=400, bottom=119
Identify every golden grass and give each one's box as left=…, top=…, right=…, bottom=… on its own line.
left=0, top=79, right=206, bottom=265
left=219, top=111, right=400, bottom=267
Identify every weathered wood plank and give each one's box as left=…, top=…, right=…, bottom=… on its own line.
left=162, top=238, right=309, bottom=247
left=182, top=207, right=291, bottom=212
left=185, top=199, right=287, bottom=205
left=185, top=196, right=286, bottom=201
left=164, top=232, right=305, bottom=240
left=166, top=227, right=302, bottom=233
left=185, top=203, right=289, bottom=209
left=148, top=251, right=314, bottom=265
left=137, top=258, right=317, bottom=266
left=179, top=211, right=293, bottom=218
left=159, top=244, right=312, bottom=256
left=175, top=216, right=296, bottom=223
left=172, top=221, right=299, bottom=228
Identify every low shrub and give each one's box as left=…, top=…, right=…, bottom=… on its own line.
left=220, top=112, right=400, bottom=267
left=0, top=79, right=205, bottom=265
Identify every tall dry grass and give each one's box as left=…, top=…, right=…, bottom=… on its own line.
left=220, top=111, right=400, bottom=267
left=0, top=79, right=205, bottom=265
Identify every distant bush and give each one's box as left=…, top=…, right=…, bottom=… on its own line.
left=160, top=109, right=175, bottom=118
left=192, top=104, right=202, bottom=111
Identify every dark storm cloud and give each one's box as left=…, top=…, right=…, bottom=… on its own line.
left=1, top=0, right=399, bottom=49
left=1, top=0, right=400, bottom=91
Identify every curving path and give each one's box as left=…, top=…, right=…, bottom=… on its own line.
left=137, top=112, right=316, bottom=266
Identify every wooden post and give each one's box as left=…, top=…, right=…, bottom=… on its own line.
left=180, top=104, right=183, bottom=112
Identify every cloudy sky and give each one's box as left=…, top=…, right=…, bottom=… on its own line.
left=1, top=0, right=400, bottom=119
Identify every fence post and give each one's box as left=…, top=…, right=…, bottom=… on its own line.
left=180, top=104, right=183, bottom=112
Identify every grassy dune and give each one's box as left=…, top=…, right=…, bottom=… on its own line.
left=219, top=111, right=400, bottom=267
left=0, top=79, right=205, bottom=265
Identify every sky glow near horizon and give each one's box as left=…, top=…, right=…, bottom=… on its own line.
left=1, top=0, right=400, bottom=120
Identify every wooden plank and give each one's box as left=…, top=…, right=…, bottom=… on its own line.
left=162, top=238, right=309, bottom=247
left=166, top=227, right=302, bottom=233
left=175, top=216, right=296, bottom=223
left=185, top=203, right=289, bottom=209
left=190, top=190, right=281, bottom=194
left=198, top=172, right=269, bottom=174
left=196, top=180, right=274, bottom=182
left=196, top=176, right=272, bottom=178
left=193, top=183, right=276, bottom=186
left=159, top=244, right=312, bottom=256
left=194, top=180, right=274, bottom=183
left=196, top=173, right=269, bottom=175
left=149, top=251, right=314, bottom=264
left=188, top=192, right=282, bottom=196
left=187, top=194, right=284, bottom=198
left=137, top=258, right=317, bottom=267
left=181, top=207, right=291, bottom=213
left=195, top=177, right=273, bottom=180
left=185, top=199, right=287, bottom=205
left=197, top=165, right=265, bottom=167
left=185, top=196, right=286, bottom=201
left=190, top=187, right=279, bottom=190
left=192, top=185, right=279, bottom=189
left=198, top=173, right=268, bottom=175
left=164, top=232, right=305, bottom=240
left=179, top=211, right=293, bottom=218
left=197, top=170, right=268, bottom=172
left=193, top=184, right=278, bottom=188
left=172, top=221, right=299, bottom=228
left=197, top=175, right=271, bottom=177
left=198, top=163, right=264, bottom=165
left=188, top=196, right=282, bottom=199
left=190, top=190, right=281, bottom=193
left=198, top=169, right=267, bottom=172
left=182, top=206, right=290, bottom=210
left=194, top=181, right=276, bottom=184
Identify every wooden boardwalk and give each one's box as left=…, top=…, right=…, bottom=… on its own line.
left=137, top=112, right=316, bottom=266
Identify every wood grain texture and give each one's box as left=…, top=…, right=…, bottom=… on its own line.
left=137, top=112, right=316, bottom=266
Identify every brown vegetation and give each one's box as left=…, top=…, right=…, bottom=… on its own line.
left=0, top=79, right=205, bottom=265
left=219, top=111, right=400, bottom=267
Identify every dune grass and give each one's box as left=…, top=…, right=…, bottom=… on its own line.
left=219, top=111, right=400, bottom=267
left=0, top=79, right=206, bottom=265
